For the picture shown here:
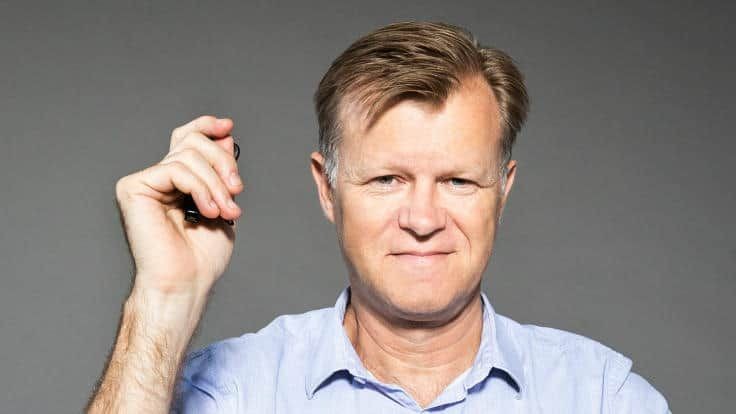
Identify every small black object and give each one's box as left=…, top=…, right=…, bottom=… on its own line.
left=183, top=142, right=240, bottom=225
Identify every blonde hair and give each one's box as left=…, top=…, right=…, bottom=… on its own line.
left=314, top=21, right=529, bottom=189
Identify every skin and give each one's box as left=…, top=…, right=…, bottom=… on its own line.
left=87, top=74, right=517, bottom=412
left=310, top=75, right=517, bottom=407
left=87, top=116, right=243, bottom=413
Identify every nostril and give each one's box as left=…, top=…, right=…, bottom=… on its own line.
left=399, top=208, right=447, bottom=237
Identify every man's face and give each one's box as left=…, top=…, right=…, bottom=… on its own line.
left=311, top=76, right=516, bottom=322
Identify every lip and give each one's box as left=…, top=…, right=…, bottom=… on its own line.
left=391, top=251, right=453, bottom=256
left=390, top=252, right=452, bottom=269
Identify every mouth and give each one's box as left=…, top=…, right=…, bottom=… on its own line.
left=391, top=250, right=453, bottom=256
left=391, top=250, right=452, bottom=257
left=389, top=251, right=453, bottom=266
left=389, top=250, right=453, bottom=274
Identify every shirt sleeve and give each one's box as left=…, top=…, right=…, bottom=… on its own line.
left=610, top=370, right=671, bottom=413
left=169, top=347, right=238, bottom=413
left=170, top=377, right=220, bottom=413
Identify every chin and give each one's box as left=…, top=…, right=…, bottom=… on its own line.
left=390, top=299, right=453, bottom=322
left=376, top=280, right=471, bottom=324
left=349, top=259, right=481, bottom=324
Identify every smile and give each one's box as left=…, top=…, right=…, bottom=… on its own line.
left=393, top=250, right=451, bottom=256
left=390, top=252, right=452, bottom=265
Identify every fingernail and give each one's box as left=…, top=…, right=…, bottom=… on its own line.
left=228, top=171, right=242, bottom=187
left=227, top=198, right=239, bottom=210
left=232, top=140, right=240, bottom=160
left=208, top=199, right=217, bottom=209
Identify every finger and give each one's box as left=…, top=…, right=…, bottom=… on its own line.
left=170, top=115, right=234, bottom=149
left=168, top=131, right=244, bottom=195
left=200, top=135, right=239, bottom=175
left=136, top=161, right=221, bottom=219
left=213, top=135, right=239, bottom=162
left=161, top=148, right=241, bottom=220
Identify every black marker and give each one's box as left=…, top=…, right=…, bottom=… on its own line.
left=182, top=142, right=240, bottom=226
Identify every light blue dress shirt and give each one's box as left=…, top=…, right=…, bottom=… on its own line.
left=172, top=287, right=670, bottom=413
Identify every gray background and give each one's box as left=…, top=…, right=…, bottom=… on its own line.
left=1, top=0, right=733, bottom=412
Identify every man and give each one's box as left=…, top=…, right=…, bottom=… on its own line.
left=87, top=21, right=670, bottom=413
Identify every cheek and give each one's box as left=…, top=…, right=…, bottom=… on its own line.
left=448, top=196, right=499, bottom=258
left=338, top=194, right=397, bottom=257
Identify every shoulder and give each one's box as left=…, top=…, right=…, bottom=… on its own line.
left=177, top=306, right=333, bottom=398
left=495, top=314, right=669, bottom=412
left=611, top=371, right=671, bottom=413
left=497, top=313, right=630, bottom=368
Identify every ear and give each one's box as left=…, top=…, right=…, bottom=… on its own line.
left=497, top=159, right=517, bottom=221
left=310, top=151, right=336, bottom=223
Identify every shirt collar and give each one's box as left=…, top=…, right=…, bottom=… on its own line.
left=305, top=286, right=525, bottom=399
left=470, top=291, right=525, bottom=397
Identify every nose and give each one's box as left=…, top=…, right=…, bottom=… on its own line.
left=398, top=180, right=447, bottom=238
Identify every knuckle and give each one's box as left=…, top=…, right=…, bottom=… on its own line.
left=210, top=176, right=230, bottom=195
left=177, top=147, right=200, bottom=161
left=170, top=115, right=217, bottom=147
left=114, top=176, right=130, bottom=201
left=211, top=175, right=232, bottom=200
left=226, top=156, right=239, bottom=172
left=219, top=189, right=232, bottom=203
left=197, top=114, right=217, bottom=124
left=165, top=160, right=188, bottom=174
left=179, top=131, right=206, bottom=148
left=170, top=126, right=185, bottom=145
left=169, top=149, right=209, bottom=173
left=158, top=153, right=176, bottom=165
left=160, top=153, right=176, bottom=164
left=219, top=159, right=238, bottom=178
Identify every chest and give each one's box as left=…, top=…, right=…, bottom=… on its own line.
left=237, top=373, right=604, bottom=413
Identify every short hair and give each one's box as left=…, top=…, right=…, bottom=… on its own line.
left=314, top=21, right=529, bottom=190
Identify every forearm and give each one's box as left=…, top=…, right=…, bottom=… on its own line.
left=87, top=287, right=207, bottom=413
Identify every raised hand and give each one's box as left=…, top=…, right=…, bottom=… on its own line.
left=114, top=115, right=243, bottom=298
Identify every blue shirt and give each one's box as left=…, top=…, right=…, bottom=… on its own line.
left=172, top=287, right=670, bottom=413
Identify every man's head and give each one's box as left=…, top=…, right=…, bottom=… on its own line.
left=310, top=21, right=529, bottom=324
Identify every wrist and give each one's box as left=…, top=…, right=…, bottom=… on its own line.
left=125, top=285, right=208, bottom=352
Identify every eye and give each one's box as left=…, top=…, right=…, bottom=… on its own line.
left=445, top=177, right=477, bottom=194
left=448, top=177, right=471, bottom=186
left=372, top=175, right=397, bottom=185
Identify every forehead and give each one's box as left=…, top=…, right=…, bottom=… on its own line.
left=339, top=77, right=503, bottom=174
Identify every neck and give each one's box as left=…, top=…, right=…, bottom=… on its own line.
left=342, top=287, right=484, bottom=407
